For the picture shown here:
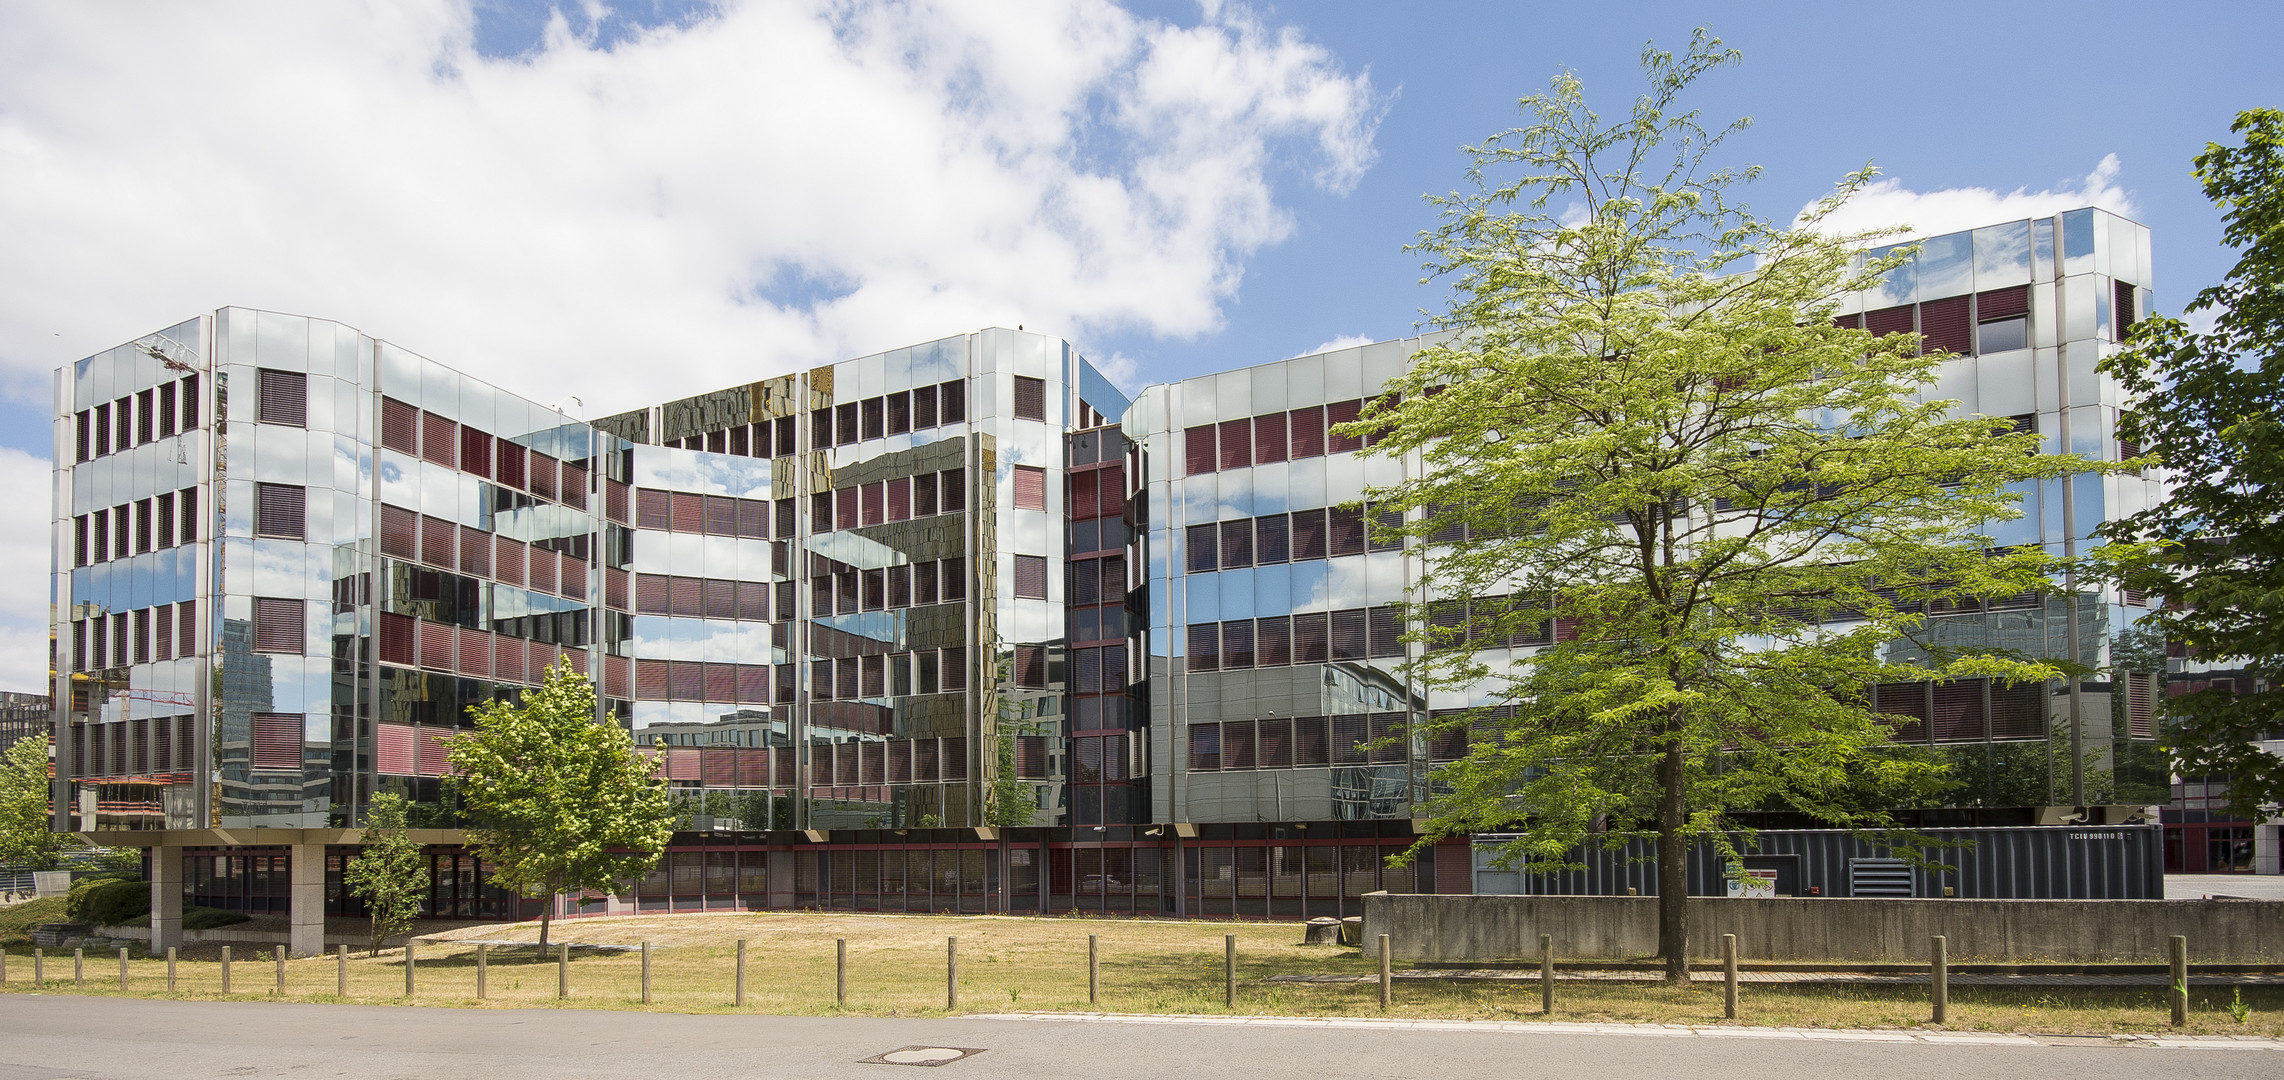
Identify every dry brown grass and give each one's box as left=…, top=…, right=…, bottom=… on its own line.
left=3, top=911, right=2280, bottom=1037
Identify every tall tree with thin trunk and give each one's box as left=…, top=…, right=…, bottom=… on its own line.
left=2099, top=108, right=2284, bottom=821
left=0, top=732, right=70, bottom=870
left=1363, top=33, right=2094, bottom=981
left=445, top=658, right=674, bottom=948
left=343, top=792, right=428, bottom=956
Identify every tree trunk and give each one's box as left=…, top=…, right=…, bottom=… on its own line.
left=1657, top=736, right=1689, bottom=983
left=538, top=904, right=552, bottom=950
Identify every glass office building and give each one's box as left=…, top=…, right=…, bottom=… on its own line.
left=47, top=206, right=2193, bottom=948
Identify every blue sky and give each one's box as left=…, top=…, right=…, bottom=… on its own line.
left=0, top=1, right=2274, bottom=690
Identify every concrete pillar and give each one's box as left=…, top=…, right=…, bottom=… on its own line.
left=149, top=846, right=182, bottom=958
left=289, top=844, right=326, bottom=958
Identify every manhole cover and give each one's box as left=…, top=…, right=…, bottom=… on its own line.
left=858, top=1046, right=986, bottom=1067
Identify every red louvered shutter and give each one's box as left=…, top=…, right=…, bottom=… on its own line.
left=252, top=598, right=302, bottom=654
left=379, top=504, right=417, bottom=560
left=1932, top=680, right=1984, bottom=741
left=420, top=515, right=455, bottom=570
left=458, top=626, right=492, bottom=678
left=1976, top=284, right=2030, bottom=320
left=1253, top=411, right=1287, bottom=464
left=1069, top=470, right=1098, bottom=520
left=1015, top=645, right=1047, bottom=688
left=559, top=462, right=587, bottom=510
left=251, top=713, right=301, bottom=771
left=1918, top=295, right=1973, bottom=357
left=528, top=545, right=558, bottom=595
left=459, top=426, right=492, bottom=478
left=1864, top=305, right=1915, bottom=338
left=376, top=723, right=416, bottom=775
left=607, top=567, right=631, bottom=611
left=1013, top=375, right=1046, bottom=421
left=377, top=611, right=415, bottom=666
left=459, top=525, right=491, bottom=579
left=256, top=369, right=306, bottom=426
left=381, top=398, right=419, bottom=455
left=494, top=536, right=526, bottom=587
left=419, top=620, right=454, bottom=670
left=607, top=480, right=632, bottom=524
left=496, top=441, right=527, bottom=490
left=421, top=411, right=458, bottom=468
left=529, top=452, right=560, bottom=501
left=603, top=653, right=631, bottom=698
left=1219, top=418, right=1251, bottom=470
left=1325, top=400, right=1362, bottom=453
left=1014, top=555, right=1048, bottom=599
left=418, top=728, right=451, bottom=776
left=886, top=478, right=911, bottom=522
left=2114, top=279, right=2137, bottom=338
left=1185, top=426, right=1217, bottom=475
left=635, top=658, right=669, bottom=698
left=862, top=482, right=885, bottom=525
left=255, top=483, right=305, bottom=540
left=1013, top=466, right=1047, bottom=510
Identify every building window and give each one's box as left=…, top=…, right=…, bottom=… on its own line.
left=1977, top=315, right=2028, bottom=354
left=1013, top=554, right=1048, bottom=599
left=1013, top=466, right=1047, bottom=510
left=255, top=483, right=306, bottom=540
left=256, top=369, right=307, bottom=427
left=252, top=598, right=304, bottom=654
left=1013, top=376, right=1046, bottom=421
left=251, top=713, right=302, bottom=772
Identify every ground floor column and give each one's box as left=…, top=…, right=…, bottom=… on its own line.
left=148, top=845, right=182, bottom=957
left=289, top=844, right=325, bottom=957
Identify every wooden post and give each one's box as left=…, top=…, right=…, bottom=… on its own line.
left=1088, top=934, right=1099, bottom=1007
left=404, top=940, right=416, bottom=997
left=74, top=947, right=83, bottom=990
left=220, top=945, right=231, bottom=994
left=1224, top=934, right=1236, bottom=1009
left=835, top=938, right=847, bottom=1006
left=945, top=936, right=958, bottom=1011
left=641, top=941, right=652, bottom=1005
left=2169, top=934, right=2188, bottom=1027
left=476, top=943, right=488, bottom=1000
left=1539, top=933, right=1554, bottom=1015
left=275, top=945, right=285, bottom=995
left=168, top=947, right=178, bottom=993
left=557, top=942, right=569, bottom=1000
left=1377, top=934, right=1391, bottom=1010
left=1723, top=934, right=1738, bottom=1020
left=32, top=948, right=42, bottom=988
left=119, top=947, right=130, bottom=992
left=335, top=945, right=345, bottom=997
left=1931, top=935, right=1948, bottom=1024
left=734, top=939, right=747, bottom=1007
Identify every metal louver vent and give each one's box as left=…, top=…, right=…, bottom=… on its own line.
left=1847, top=857, right=1914, bottom=898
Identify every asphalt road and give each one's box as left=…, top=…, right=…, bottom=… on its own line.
left=0, top=996, right=2276, bottom=1080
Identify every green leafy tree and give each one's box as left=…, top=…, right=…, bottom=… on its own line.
left=0, top=732, right=70, bottom=871
left=444, top=658, right=675, bottom=947
left=1363, top=34, right=2092, bottom=980
left=342, top=792, right=430, bottom=956
left=2099, top=108, right=2284, bottom=820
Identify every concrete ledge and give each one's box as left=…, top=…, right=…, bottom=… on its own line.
left=1361, top=893, right=2284, bottom=963
left=95, top=923, right=367, bottom=949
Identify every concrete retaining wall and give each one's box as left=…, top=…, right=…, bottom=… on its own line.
left=1360, top=892, right=2284, bottom=963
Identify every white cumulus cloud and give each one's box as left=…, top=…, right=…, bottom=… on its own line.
left=0, top=0, right=1381, bottom=689
left=1803, top=155, right=2139, bottom=241
left=1293, top=332, right=1376, bottom=357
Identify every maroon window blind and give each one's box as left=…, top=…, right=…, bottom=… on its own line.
left=1918, top=295, right=1973, bottom=356
left=1864, top=305, right=1915, bottom=338
left=420, top=514, right=455, bottom=569
left=1329, top=609, right=1367, bottom=661
left=2114, top=280, right=2137, bottom=338
left=1068, top=470, right=1097, bottom=520
left=939, top=379, right=966, bottom=423
left=1013, top=466, right=1048, bottom=510
left=420, top=411, right=458, bottom=468
left=1931, top=681, right=1984, bottom=742
left=861, top=396, right=885, bottom=440
left=1187, top=623, right=1219, bottom=672
left=176, top=599, right=196, bottom=657
left=941, top=468, right=966, bottom=513
left=1328, top=506, right=1366, bottom=556
left=459, top=426, right=493, bottom=478
left=252, top=598, right=303, bottom=654
left=1013, top=375, right=1047, bottom=421
left=1976, top=284, right=2030, bottom=320
left=1185, top=426, right=1217, bottom=476
left=496, top=441, right=528, bottom=490
left=252, top=713, right=302, bottom=771
left=1873, top=682, right=1929, bottom=741
left=181, top=374, right=201, bottom=429
left=1325, top=399, right=1363, bottom=453
left=256, top=369, right=306, bottom=426
left=1014, top=554, right=1048, bottom=599
left=254, top=483, right=305, bottom=540
left=1253, top=411, right=1288, bottom=464
left=1988, top=681, right=2046, bottom=740
left=1218, top=418, right=1252, bottom=470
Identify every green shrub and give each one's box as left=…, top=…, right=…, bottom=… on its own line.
left=182, top=907, right=249, bottom=931
left=65, top=877, right=150, bottom=926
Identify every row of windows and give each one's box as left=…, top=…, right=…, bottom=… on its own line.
left=1186, top=608, right=1404, bottom=672
left=810, top=379, right=976, bottom=448
left=637, top=574, right=796, bottom=621
left=1871, top=678, right=2049, bottom=743
left=1066, top=464, right=1125, bottom=520
left=813, top=469, right=970, bottom=532
left=71, top=601, right=197, bottom=670
left=71, top=716, right=197, bottom=778
left=671, top=415, right=798, bottom=457
left=637, top=488, right=795, bottom=537
left=811, top=647, right=971, bottom=700
left=380, top=397, right=590, bottom=510
left=375, top=612, right=596, bottom=687
left=1183, top=505, right=1401, bottom=573
left=1187, top=714, right=1408, bottom=771
left=810, top=556, right=970, bottom=615
left=1183, top=397, right=1384, bottom=476
left=378, top=504, right=591, bottom=602
left=71, top=488, right=199, bottom=566
left=633, top=659, right=795, bottom=704
left=74, top=373, right=200, bottom=462
left=660, top=736, right=975, bottom=789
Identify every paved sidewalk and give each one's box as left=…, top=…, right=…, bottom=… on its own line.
left=2167, top=874, right=2284, bottom=900
left=1266, top=969, right=2284, bottom=987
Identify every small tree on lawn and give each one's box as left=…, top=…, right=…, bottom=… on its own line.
left=343, top=792, right=429, bottom=956
left=445, top=658, right=675, bottom=948
left=1364, top=34, right=2097, bottom=981
left=0, top=731, right=71, bottom=871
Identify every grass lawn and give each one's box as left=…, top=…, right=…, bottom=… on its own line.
left=1, top=909, right=2278, bottom=1037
